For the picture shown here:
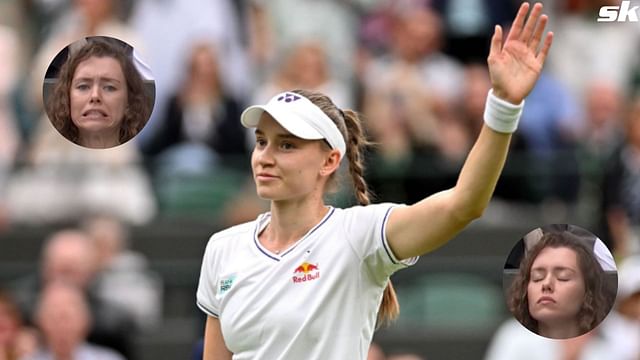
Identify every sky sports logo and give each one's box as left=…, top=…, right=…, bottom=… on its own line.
left=598, top=1, right=639, bottom=22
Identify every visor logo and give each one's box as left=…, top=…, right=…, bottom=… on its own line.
left=278, top=93, right=301, bottom=103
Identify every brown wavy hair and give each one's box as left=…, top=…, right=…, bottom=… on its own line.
left=292, top=89, right=400, bottom=328
left=508, top=232, right=609, bottom=335
left=46, top=37, right=151, bottom=145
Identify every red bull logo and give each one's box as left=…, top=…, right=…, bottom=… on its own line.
left=292, top=262, right=320, bottom=283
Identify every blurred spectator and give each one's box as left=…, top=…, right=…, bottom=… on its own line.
left=578, top=79, right=625, bottom=234
left=24, top=281, right=125, bottom=360
left=363, top=1, right=463, bottom=107
left=362, top=1, right=462, bottom=155
left=0, top=1, right=33, bottom=60
left=82, top=214, right=163, bottom=331
left=450, top=63, right=538, bottom=203
left=601, top=96, right=640, bottom=257
left=0, top=24, right=21, bottom=162
left=130, top=0, right=250, bottom=147
left=0, top=290, right=36, bottom=360
left=5, top=142, right=156, bottom=225
left=0, top=0, right=38, bottom=141
left=0, top=25, right=21, bottom=231
left=581, top=80, right=625, bottom=161
left=143, top=41, right=248, bottom=174
left=248, top=0, right=375, bottom=88
left=547, top=0, right=640, bottom=106
left=252, top=39, right=353, bottom=108
left=517, top=72, right=582, bottom=204
left=9, top=229, right=135, bottom=359
left=519, top=74, right=581, bottom=157
left=485, top=319, right=605, bottom=360
left=589, top=255, right=640, bottom=359
left=434, top=63, right=483, bottom=164
left=360, top=2, right=464, bottom=203
left=40, top=230, right=97, bottom=289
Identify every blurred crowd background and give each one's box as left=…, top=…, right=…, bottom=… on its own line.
left=0, top=0, right=639, bottom=359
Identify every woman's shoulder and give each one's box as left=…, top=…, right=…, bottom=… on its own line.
left=208, top=219, right=258, bottom=244
left=335, top=202, right=404, bottom=224
left=338, top=202, right=402, bottom=214
left=204, top=212, right=269, bottom=253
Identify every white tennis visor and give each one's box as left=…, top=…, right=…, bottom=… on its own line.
left=240, top=91, right=347, bottom=160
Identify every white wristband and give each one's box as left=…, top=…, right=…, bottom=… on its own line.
left=483, top=89, right=524, bottom=134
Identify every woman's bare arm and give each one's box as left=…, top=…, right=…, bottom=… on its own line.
left=203, top=316, right=233, bottom=360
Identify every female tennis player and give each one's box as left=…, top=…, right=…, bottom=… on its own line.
left=197, top=2, right=553, bottom=359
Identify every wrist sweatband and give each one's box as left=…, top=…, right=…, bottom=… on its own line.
left=483, top=89, right=525, bottom=134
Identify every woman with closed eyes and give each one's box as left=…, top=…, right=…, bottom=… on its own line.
left=508, top=232, right=610, bottom=339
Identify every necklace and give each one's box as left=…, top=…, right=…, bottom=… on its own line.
left=275, top=249, right=281, bottom=254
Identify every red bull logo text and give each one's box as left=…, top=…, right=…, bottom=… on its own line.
left=292, top=262, right=320, bottom=283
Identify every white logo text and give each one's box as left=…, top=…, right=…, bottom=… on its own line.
left=598, top=1, right=639, bottom=22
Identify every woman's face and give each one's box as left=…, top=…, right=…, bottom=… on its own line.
left=69, top=56, right=128, bottom=138
left=191, top=46, right=219, bottom=82
left=251, top=114, right=330, bottom=201
left=527, top=246, right=586, bottom=327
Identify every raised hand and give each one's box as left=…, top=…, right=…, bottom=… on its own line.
left=488, top=2, right=553, bottom=104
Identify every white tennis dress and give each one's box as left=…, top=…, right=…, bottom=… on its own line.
left=196, top=203, right=417, bottom=359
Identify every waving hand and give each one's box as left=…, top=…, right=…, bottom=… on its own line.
left=488, top=2, right=553, bottom=104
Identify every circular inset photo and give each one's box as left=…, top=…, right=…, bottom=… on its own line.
left=503, top=224, right=618, bottom=339
left=43, top=36, right=155, bottom=149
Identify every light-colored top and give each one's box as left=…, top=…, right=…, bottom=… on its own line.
left=484, top=318, right=625, bottom=360
left=197, top=203, right=417, bottom=359
left=23, top=343, right=125, bottom=360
